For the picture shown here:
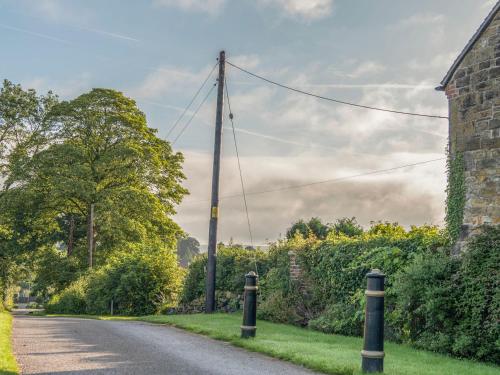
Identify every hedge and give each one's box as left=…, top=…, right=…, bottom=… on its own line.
left=180, top=224, right=500, bottom=363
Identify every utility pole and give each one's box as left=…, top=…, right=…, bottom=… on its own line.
left=88, top=203, right=94, bottom=268
left=205, top=50, right=225, bottom=313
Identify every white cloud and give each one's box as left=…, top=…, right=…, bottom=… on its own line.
left=259, top=0, right=334, bottom=20
left=390, top=13, right=445, bottom=29
left=152, top=0, right=226, bottom=14
left=408, top=52, right=457, bottom=71
left=133, top=65, right=216, bottom=99
left=344, top=61, right=386, bottom=78
left=229, top=54, right=261, bottom=70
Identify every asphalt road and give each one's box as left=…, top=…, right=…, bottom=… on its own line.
left=13, top=315, right=318, bottom=375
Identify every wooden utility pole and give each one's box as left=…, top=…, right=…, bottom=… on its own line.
left=205, top=50, right=225, bottom=313
left=88, top=203, right=94, bottom=268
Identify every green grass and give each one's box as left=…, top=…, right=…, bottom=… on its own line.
left=0, top=312, right=18, bottom=375
left=42, top=312, right=500, bottom=375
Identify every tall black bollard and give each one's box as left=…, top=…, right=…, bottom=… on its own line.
left=241, top=271, right=258, bottom=338
left=361, top=269, right=385, bottom=373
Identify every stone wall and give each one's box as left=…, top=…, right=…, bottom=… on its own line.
left=444, top=10, right=500, bottom=251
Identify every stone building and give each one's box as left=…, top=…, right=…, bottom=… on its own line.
left=436, top=2, right=500, bottom=251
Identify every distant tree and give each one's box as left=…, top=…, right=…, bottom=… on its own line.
left=177, top=237, right=200, bottom=267
left=333, top=217, right=364, bottom=237
left=286, top=217, right=330, bottom=240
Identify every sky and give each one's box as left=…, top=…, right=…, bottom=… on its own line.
left=0, top=0, right=497, bottom=245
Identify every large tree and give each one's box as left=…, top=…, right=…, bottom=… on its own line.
left=3, top=88, right=188, bottom=268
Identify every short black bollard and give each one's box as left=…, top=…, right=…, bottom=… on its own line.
left=361, top=269, right=385, bottom=373
left=241, top=271, right=258, bottom=338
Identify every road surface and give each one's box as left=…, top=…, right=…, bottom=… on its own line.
left=13, top=314, right=318, bottom=375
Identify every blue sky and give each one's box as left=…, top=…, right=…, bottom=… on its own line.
left=1, top=0, right=496, bottom=244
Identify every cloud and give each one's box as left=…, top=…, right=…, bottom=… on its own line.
left=259, top=0, right=334, bottom=20
left=176, top=150, right=446, bottom=244
left=152, top=0, right=226, bottom=14
left=133, top=65, right=216, bottom=99
left=390, top=13, right=445, bottom=29
left=408, top=52, right=457, bottom=71
left=342, top=61, right=386, bottom=78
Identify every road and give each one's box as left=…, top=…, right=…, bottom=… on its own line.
left=13, top=315, right=318, bottom=375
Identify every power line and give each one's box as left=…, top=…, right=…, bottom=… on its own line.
left=182, top=157, right=446, bottom=204
left=172, top=83, right=217, bottom=145
left=224, top=76, right=254, bottom=248
left=166, top=63, right=218, bottom=139
left=226, top=61, right=448, bottom=120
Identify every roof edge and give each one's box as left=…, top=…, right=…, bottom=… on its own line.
left=436, top=1, right=500, bottom=91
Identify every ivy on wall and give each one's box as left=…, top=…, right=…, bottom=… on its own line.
left=445, top=152, right=466, bottom=241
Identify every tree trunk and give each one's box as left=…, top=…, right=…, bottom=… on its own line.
left=67, top=215, right=75, bottom=257
left=87, top=203, right=94, bottom=268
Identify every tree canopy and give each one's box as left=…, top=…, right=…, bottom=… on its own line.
left=0, top=83, right=188, bottom=306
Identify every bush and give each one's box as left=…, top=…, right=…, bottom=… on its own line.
left=46, top=248, right=184, bottom=316
left=286, top=224, right=447, bottom=335
left=85, top=249, right=184, bottom=316
left=453, top=226, right=500, bottom=362
left=180, top=246, right=270, bottom=309
left=45, top=277, right=88, bottom=314
left=389, top=252, right=459, bottom=352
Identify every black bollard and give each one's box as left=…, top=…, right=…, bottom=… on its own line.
left=241, top=271, right=258, bottom=338
left=361, top=269, right=385, bottom=373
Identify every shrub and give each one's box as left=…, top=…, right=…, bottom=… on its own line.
left=85, top=249, right=184, bottom=316
left=46, top=248, right=184, bottom=316
left=247, top=223, right=450, bottom=344
left=180, top=246, right=270, bottom=308
left=389, top=252, right=459, bottom=352
left=45, top=277, right=88, bottom=314
left=453, top=226, right=500, bottom=362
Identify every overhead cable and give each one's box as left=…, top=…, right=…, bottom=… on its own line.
left=226, top=61, right=448, bottom=119
left=167, top=62, right=218, bottom=139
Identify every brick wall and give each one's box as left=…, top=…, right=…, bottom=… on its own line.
left=445, top=11, right=500, bottom=251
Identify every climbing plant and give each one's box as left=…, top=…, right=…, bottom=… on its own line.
left=445, top=152, right=466, bottom=241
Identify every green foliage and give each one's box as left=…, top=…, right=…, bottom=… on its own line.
left=286, top=217, right=330, bottom=240
left=32, top=247, right=83, bottom=299
left=180, top=246, right=270, bottom=310
left=46, top=248, right=184, bottom=316
left=86, top=249, right=184, bottom=315
left=446, top=152, right=466, bottom=241
left=390, top=252, right=459, bottom=351
left=2, top=87, right=188, bottom=272
left=333, top=217, right=364, bottom=237
left=453, top=226, right=500, bottom=362
left=45, top=276, right=88, bottom=314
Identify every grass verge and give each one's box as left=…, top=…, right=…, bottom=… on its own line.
left=41, top=312, right=500, bottom=375
left=0, top=312, right=18, bottom=375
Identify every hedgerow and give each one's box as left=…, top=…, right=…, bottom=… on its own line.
left=181, top=223, right=500, bottom=363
